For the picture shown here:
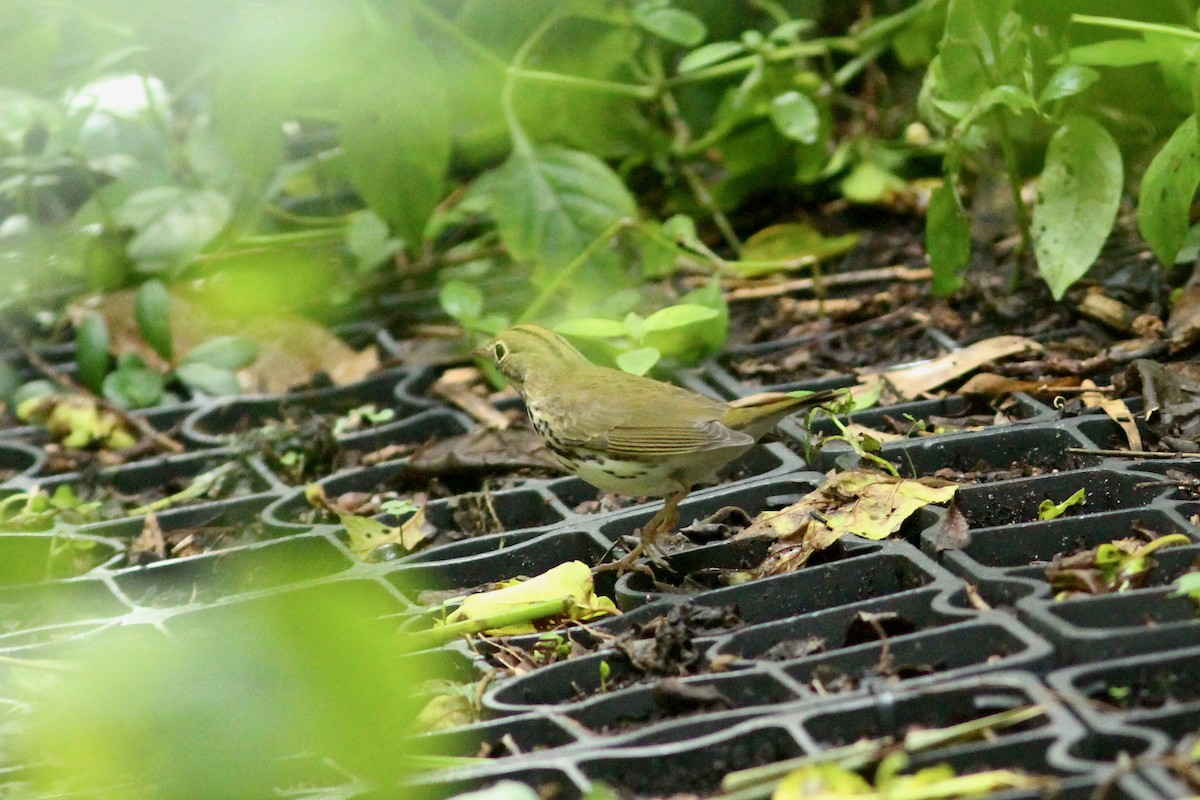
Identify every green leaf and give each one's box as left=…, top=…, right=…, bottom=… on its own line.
left=339, top=19, right=450, bottom=246
left=1032, top=114, right=1123, bottom=300
left=345, top=210, right=403, bottom=273
left=553, top=318, right=629, bottom=339
left=118, top=187, right=231, bottom=275
left=103, top=365, right=164, bottom=409
left=734, top=222, right=859, bottom=277
left=134, top=280, right=173, bottom=361
left=1139, top=114, right=1200, bottom=266
left=75, top=314, right=111, bottom=393
left=840, top=160, right=907, bottom=204
left=677, top=41, right=746, bottom=73
left=1038, top=65, right=1100, bottom=107
left=642, top=304, right=719, bottom=331
left=615, top=347, right=660, bottom=376
left=1038, top=487, right=1086, bottom=520
left=926, top=181, right=971, bottom=296
left=439, top=280, right=483, bottom=323
left=175, top=363, right=243, bottom=397
left=1172, top=571, right=1200, bottom=601
left=769, top=91, right=820, bottom=144
left=633, top=3, right=706, bottom=46
left=1059, top=39, right=1163, bottom=68
left=181, top=336, right=259, bottom=371
left=643, top=303, right=723, bottom=364
left=488, top=145, right=636, bottom=289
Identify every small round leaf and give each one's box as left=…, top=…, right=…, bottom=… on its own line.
left=181, top=336, right=259, bottom=370
left=175, top=363, right=243, bottom=397
left=103, top=366, right=165, bottom=409
left=134, top=280, right=173, bottom=361
left=769, top=91, right=820, bottom=144
left=75, top=314, right=111, bottom=393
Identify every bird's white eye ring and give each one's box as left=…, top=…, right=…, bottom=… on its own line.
left=492, top=341, right=509, bottom=362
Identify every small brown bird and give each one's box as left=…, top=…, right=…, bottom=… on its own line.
left=480, top=324, right=838, bottom=568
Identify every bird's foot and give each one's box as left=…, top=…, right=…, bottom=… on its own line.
left=593, top=535, right=669, bottom=574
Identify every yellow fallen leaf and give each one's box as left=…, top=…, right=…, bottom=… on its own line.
left=446, top=561, right=618, bottom=635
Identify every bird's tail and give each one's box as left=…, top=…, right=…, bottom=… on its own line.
left=723, top=388, right=843, bottom=439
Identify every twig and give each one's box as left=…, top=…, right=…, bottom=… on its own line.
left=17, top=342, right=184, bottom=453
left=721, top=265, right=932, bottom=301
left=1067, top=447, right=1191, bottom=460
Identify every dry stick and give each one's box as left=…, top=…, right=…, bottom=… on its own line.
left=722, top=265, right=932, bottom=301
left=1067, top=447, right=1191, bottom=460
left=18, top=343, right=184, bottom=454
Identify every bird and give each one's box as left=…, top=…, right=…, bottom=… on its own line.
left=477, top=324, right=839, bottom=570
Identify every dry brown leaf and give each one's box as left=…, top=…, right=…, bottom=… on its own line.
left=432, top=367, right=510, bottom=429
left=1167, top=283, right=1200, bottom=352
left=129, top=511, right=166, bottom=565
left=856, top=335, right=1041, bottom=401
left=1080, top=382, right=1142, bottom=451
left=734, top=470, right=958, bottom=574
left=959, top=372, right=1084, bottom=396
left=69, top=289, right=379, bottom=393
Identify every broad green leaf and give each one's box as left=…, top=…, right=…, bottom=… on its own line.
left=769, top=91, right=820, bottom=143
left=615, top=347, right=660, bottom=375
left=927, top=181, right=971, bottom=296
left=735, top=222, right=859, bottom=276
left=339, top=20, right=450, bottom=246
left=677, top=41, right=746, bottom=73
left=1038, top=65, right=1100, bottom=107
left=181, top=336, right=259, bottom=371
left=633, top=4, right=706, bottom=46
left=840, top=161, right=907, bottom=204
left=489, top=145, right=636, bottom=289
left=553, top=318, right=629, bottom=339
left=103, top=365, right=164, bottom=409
left=345, top=210, right=402, bottom=273
left=176, top=363, right=243, bottom=397
left=75, top=314, right=110, bottom=393
left=1032, top=114, right=1122, bottom=299
left=439, top=280, right=484, bottom=323
left=1139, top=114, right=1200, bottom=266
left=118, top=187, right=231, bottom=275
left=642, top=304, right=719, bottom=331
left=134, top=280, right=173, bottom=361
left=1060, top=39, right=1167, bottom=68
left=212, top=1, right=360, bottom=193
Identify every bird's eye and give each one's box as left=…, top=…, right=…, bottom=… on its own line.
left=492, top=341, right=509, bottom=362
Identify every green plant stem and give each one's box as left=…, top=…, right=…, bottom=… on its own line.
left=264, top=205, right=351, bottom=227
left=518, top=217, right=632, bottom=322
left=403, top=597, right=572, bottom=650
left=666, top=39, right=854, bottom=88
left=509, top=68, right=656, bottom=100
left=502, top=12, right=568, bottom=152
left=995, top=113, right=1033, bottom=291
left=1071, top=14, right=1200, bottom=42
left=1132, top=533, right=1192, bottom=559
left=409, top=3, right=508, bottom=71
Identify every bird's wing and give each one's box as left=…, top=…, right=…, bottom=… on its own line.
left=545, top=369, right=753, bottom=456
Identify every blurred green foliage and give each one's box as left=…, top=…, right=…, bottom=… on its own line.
left=2, top=0, right=1200, bottom=384
left=8, top=562, right=445, bottom=799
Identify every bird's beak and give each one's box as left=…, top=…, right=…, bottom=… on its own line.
left=470, top=343, right=490, bottom=361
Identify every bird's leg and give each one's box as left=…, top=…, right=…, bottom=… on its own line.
left=594, top=486, right=689, bottom=573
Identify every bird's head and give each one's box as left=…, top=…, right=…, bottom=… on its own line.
left=475, top=324, right=586, bottom=391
